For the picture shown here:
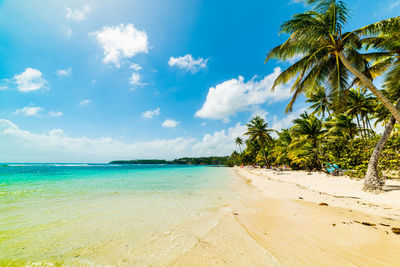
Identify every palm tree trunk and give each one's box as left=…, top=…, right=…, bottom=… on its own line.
left=338, top=52, right=400, bottom=123
left=367, top=119, right=373, bottom=133
left=361, top=116, right=367, bottom=137
left=356, top=115, right=364, bottom=139
left=262, top=149, right=268, bottom=167
left=363, top=99, right=400, bottom=192
left=362, top=115, right=370, bottom=137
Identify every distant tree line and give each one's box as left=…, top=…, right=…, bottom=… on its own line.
left=109, top=156, right=229, bottom=166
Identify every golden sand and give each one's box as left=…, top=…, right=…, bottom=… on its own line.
left=173, top=168, right=400, bottom=266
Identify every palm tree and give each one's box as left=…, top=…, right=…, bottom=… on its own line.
left=289, top=112, right=327, bottom=170
left=271, top=129, right=292, bottom=166
left=265, top=0, right=400, bottom=122
left=306, top=86, right=332, bottom=118
left=355, top=17, right=400, bottom=191
left=234, top=137, right=243, bottom=154
left=325, top=113, right=358, bottom=140
left=244, top=116, right=275, bottom=166
left=345, top=88, right=376, bottom=138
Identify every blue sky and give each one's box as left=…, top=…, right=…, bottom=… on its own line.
left=0, top=0, right=399, bottom=162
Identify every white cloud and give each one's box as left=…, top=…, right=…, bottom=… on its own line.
left=48, top=111, right=63, bottom=117
left=270, top=107, right=307, bottom=131
left=195, top=68, right=292, bottom=121
left=65, top=5, right=90, bottom=21
left=0, top=119, right=246, bottom=162
left=13, top=68, right=46, bottom=92
left=79, top=99, right=92, bottom=106
left=56, top=67, right=72, bottom=77
left=168, top=54, right=208, bottom=73
left=192, top=123, right=247, bottom=155
left=130, top=63, right=142, bottom=71
left=142, top=108, right=160, bottom=119
left=129, top=72, right=141, bottom=86
left=14, top=106, right=42, bottom=116
left=91, top=24, right=148, bottom=67
left=251, top=107, right=269, bottom=121
left=162, top=119, right=179, bottom=128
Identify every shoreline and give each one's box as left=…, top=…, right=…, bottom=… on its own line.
left=173, top=167, right=400, bottom=266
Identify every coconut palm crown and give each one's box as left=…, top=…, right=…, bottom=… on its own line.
left=244, top=116, right=275, bottom=166
left=265, top=0, right=400, bottom=122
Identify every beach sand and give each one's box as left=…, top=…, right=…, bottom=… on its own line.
left=173, top=168, right=400, bottom=266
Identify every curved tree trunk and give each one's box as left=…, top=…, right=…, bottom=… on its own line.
left=338, top=52, right=400, bottom=123
left=363, top=99, right=400, bottom=192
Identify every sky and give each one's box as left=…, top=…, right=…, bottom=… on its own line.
left=0, top=0, right=399, bottom=163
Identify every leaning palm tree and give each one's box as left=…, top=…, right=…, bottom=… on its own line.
left=265, top=0, right=400, bottom=122
left=289, top=112, right=327, bottom=170
left=244, top=116, right=275, bottom=166
left=234, top=137, right=243, bottom=154
left=355, top=17, right=400, bottom=191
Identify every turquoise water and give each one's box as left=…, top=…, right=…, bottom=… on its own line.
left=0, top=164, right=234, bottom=266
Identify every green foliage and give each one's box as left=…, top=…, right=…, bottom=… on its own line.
left=226, top=4, right=400, bottom=179
left=110, top=157, right=230, bottom=166
left=288, top=112, right=327, bottom=170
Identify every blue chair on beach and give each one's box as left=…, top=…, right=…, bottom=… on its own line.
left=326, top=163, right=340, bottom=175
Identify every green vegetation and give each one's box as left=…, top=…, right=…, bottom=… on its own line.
left=227, top=0, right=400, bottom=192
left=110, top=159, right=168, bottom=164
left=110, top=156, right=229, bottom=166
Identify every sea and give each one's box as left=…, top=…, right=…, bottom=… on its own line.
left=0, top=164, right=235, bottom=266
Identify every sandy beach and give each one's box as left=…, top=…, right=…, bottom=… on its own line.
left=173, top=168, right=400, bottom=266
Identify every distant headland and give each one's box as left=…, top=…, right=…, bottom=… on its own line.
left=109, top=156, right=229, bottom=166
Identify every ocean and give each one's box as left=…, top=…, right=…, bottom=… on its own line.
left=0, top=164, right=235, bottom=266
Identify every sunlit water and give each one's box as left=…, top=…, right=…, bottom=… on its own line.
left=0, top=164, right=235, bottom=266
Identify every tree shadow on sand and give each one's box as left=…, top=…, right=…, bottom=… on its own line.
left=382, top=185, right=400, bottom=192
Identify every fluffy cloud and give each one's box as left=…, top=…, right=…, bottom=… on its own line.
left=66, top=5, right=91, bottom=21
left=192, top=123, right=247, bottom=155
left=56, top=68, right=72, bottom=77
left=13, top=68, right=46, bottom=92
left=92, top=24, right=148, bottom=67
left=168, top=54, right=208, bottom=73
left=0, top=119, right=245, bottom=162
left=195, top=68, right=292, bottom=121
left=14, top=106, right=42, bottom=116
left=162, top=119, right=180, bottom=128
left=79, top=99, right=92, bottom=106
left=129, top=72, right=141, bottom=86
left=270, top=107, right=307, bottom=131
left=142, top=108, right=160, bottom=119
left=250, top=107, right=269, bottom=121
left=130, top=63, right=142, bottom=71
left=48, top=111, right=63, bottom=117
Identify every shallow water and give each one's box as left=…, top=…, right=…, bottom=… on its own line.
left=0, top=164, right=234, bottom=266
